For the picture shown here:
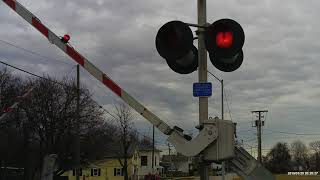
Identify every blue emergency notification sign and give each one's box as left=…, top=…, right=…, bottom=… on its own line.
left=193, top=82, right=212, bottom=97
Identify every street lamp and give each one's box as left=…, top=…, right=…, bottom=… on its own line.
left=207, top=70, right=226, bottom=180
left=207, top=70, right=224, bottom=120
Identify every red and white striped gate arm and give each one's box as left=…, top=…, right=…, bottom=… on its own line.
left=0, top=87, right=34, bottom=121
left=2, top=0, right=172, bottom=135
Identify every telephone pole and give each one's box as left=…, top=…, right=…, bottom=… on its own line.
left=75, top=65, right=80, bottom=180
left=251, top=110, right=268, bottom=163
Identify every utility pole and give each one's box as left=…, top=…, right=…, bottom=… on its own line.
left=167, top=143, right=171, bottom=155
left=251, top=110, right=268, bottom=163
left=198, top=0, right=209, bottom=180
left=75, top=65, right=80, bottom=180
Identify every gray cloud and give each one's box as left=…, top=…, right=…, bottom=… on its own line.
left=1, top=0, right=320, bottom=152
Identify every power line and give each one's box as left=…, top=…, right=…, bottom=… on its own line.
left=81, top=73, right=168, bottom=146
left=65, top=65, right=78, bottom=78
left=0, top=59, right=66, bottom=86
left=207, top=70, right=223, bottom=119
left=243, top=145, right=271, bottom=151
left=236, top=121, right=252, bottom=124
left=237, top=129, right=254, bottom=133
left=240, top=130, right=276, bottom=141
left=85, top=71, right=180, bottom=127
left=0, top=59, right=118, bottom=120
left=0, top=59, right=169, bottom=148
left=264, top=129, right=320, bottom=136
left=0, top=39, right=73, bottom=66
left=207, top=70, right=221, bottom=82
left=242, top=137, right=257, bottom=143
left=91, top=101, right=118, bottom=120
left=83, top=73, right=131, bottom=121
left=84, top=71, right=121, bottom=104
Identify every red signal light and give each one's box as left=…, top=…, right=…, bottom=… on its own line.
left=62, top=34, right=70, bottom=43
left=205, top=19, right=245, bottom=72
left=216, top=31, right=233, bottom=48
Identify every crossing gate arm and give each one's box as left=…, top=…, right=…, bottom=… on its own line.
left=1, top=0, right=172, bottom=135
left=0, top=87, right=34, bottom=121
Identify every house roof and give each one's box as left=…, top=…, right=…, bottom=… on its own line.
left=162, top=154, right=189, bottom=162
left=138, top=143, right=161, bottom=152
left=102, top=142, right=138, bottom=158
left=139, top=144, right=161, bottom=152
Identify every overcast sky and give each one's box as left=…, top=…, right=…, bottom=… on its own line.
left=1, top=0, right=320, bottom=156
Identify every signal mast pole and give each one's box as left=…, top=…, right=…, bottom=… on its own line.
left=197, top=0, right=209, bottom=180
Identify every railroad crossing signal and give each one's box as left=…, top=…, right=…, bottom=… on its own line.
left=205, top=19, right=245, bottom=72
left=156, top=19, right=245, bottom=73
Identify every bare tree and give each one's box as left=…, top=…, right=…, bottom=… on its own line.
left=291, top=140, right=309, bottom=171
left=80, top=121, right=118, bottom=162
left=0, top=71, right=121, bottom=180
left=0, top=68, right=25, bottom=180
left=264, top=142, right=292, bottom=173
left=140, top=136, right=153, bottom=148
left=112, top=103, right=138, bottom=180
left=0, top=68, right=23, bottom=127
left=20, top=77, right=105, bottom=177
left=309, top=141, right=320, bottom=170
left=310, top=141, right=320, bottom=152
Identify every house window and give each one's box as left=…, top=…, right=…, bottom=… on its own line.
left=91, top=168, right=101, bottom=176
left=72, top=168, right=82, bottom=176
left=114, top=168, right=123, bottom=176
left=141, top=156, right=148, bottom=166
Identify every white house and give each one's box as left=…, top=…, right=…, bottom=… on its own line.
left=161, top=153, right=193, bottom=173
left=138, top=144, right=162, bottom=179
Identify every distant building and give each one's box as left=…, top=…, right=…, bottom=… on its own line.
left=161, top=153, right=193, bottom=174
left=64, top=143, right=140, bottom=180
left=138, top=143, right=162, bottom=179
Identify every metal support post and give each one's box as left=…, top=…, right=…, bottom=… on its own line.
left=198, top=0, right=208, bottom=125
left=198, top=0, right=209, bottom=180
